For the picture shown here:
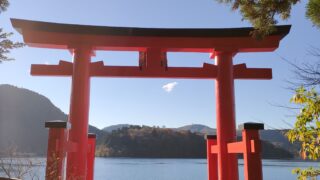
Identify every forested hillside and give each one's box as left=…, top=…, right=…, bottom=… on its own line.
left=96, top=125, right=294, bottom=159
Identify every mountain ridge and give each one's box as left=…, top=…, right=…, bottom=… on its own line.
left=0, top=84, right=100, bottom=155
left=0, top=84, right=299, bottom=159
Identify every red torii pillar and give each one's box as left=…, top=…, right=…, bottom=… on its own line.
left=205, top=135, right=218, bottom=180
left=215, top=51, right=238, bottom=180
left=44, top=120, right=70, bottom=180
left=67, top=46, right=92, bottom=179
left=87, top=134, right=97, bottom=180
left=209, top=50, right=269, bottom=180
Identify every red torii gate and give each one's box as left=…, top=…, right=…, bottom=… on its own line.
left=11, top=18, right=290, bottom=180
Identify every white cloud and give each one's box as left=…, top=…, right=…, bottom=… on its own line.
left=162, top=82, right=178, bottom=92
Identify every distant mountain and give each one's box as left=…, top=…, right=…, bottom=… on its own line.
left=260, top=129, right=300, bottom=157
left=0, top=85, right=67, bottom=155
left=0, top=84, right=102, bottom=155
left=176, top=124, right=216, bottom=134
left=89, top=125, right=106, bottom=139
left=102, top=124, right=131, bottom=133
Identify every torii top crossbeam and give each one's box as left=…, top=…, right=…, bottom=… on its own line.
left=11, top=19, right=289, bottom=52
left=11, top=19, right=290, bottom=80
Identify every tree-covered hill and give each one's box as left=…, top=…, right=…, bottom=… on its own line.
left=175, top=124, right=216, bottom=134
left=102, top=124, right=131, bottom=133
left=96, top=125, right=294, bottom=159
left=0, top=84, right=101, bottom=155
left=97, top=125, right=205, bottom=158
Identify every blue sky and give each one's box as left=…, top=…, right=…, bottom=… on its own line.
left=0, top=0, right=319, bottom=129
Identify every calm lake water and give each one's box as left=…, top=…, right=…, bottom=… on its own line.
left=94, top=158, right=318, bottom=180
left=1, top=158, right=319, bottom=179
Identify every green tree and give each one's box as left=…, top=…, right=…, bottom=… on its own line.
left=306, top=0, right=320, bottom=28
left=0, top=0, right=23, bottom=62
left=287, top=87, right=320, bottom=179
left=281, top=48, right=320, bottom=179
left=0, top=0, right=9, bottom=13
left=216, top=0, right=320, bottom=37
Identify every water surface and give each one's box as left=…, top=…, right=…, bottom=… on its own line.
left=94, top=158, right=318, bottom=180
left=1, top=158, right=318, bottom=179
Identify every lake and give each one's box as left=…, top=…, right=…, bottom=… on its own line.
left=1, top=158, right=319, bottom=179
left=94, top=158, right=316, bottom=180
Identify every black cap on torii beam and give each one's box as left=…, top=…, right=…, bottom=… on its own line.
left=238, top=122, right=264, bottom=130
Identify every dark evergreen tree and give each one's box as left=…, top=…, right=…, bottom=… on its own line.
left=216, top=0, right=320, bottom=37
left=0, top=0, right=9, bottom=13
left=306, top=0, right=320, bottom=28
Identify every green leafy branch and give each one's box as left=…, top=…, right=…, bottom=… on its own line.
left=0, top=0, right=24, bottom=62
left=0, top=0, right=9, bottom=13
left=0, top=28, right=24, bottom=62
left=287, top=87, right=320, bottom=179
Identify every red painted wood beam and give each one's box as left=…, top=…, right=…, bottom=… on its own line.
left=91, top=62, right=218, bottom=79
left=31, top=61, right=271, bottom=80
left=233, top=63, right=272, bottom=79
left=209, top=140, right=260, bottom=154
left=210, top=145, right=218, bottom=154
left=31, top=61, right=219, bottom=79
left=242, top=130, right=263, bottom=180
left=227, top=142, right=245, bottom=154
left=66, top=47, right=91, bottom=179
left=31, top=60, right=73, bottom=76
left=87, top=134, right=96, bottom=180
left=45, top=120, right=70, bottom=180
left=20, top=30, right=283, bottom=53
left=12, top=19, right=290, bottom=53
left=205, top=135, right=218, bottom=180
left=215, top=52, right=239, bottom=180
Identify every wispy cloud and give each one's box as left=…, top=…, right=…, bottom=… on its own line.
left=162, top=82, right=178, bottom=92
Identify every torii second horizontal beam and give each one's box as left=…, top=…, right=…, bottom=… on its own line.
left=31, top=61, right=272, bottom=80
